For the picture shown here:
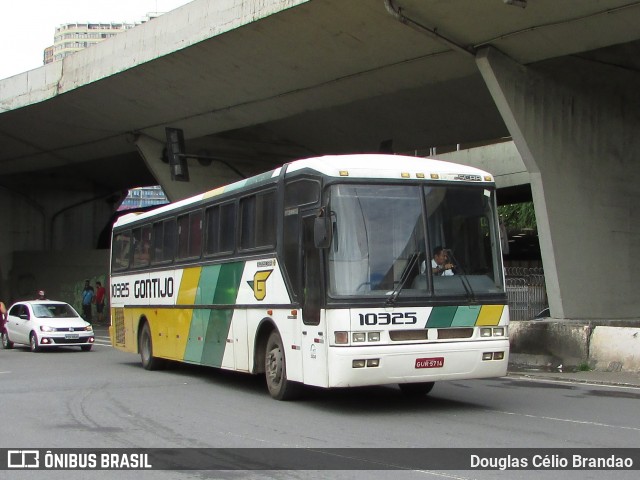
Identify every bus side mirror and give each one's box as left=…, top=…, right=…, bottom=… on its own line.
left=314, top=215, right=332, bottom=248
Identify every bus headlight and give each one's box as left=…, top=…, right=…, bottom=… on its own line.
left=480, top=328, right=493, bottom=337
left=353, top=359, right=366, bottom=368
left=352, top=332, right=366, bottom=342
left=367, top=332, right=380, bottom=342
left=493, top=327, right=505, bottom=337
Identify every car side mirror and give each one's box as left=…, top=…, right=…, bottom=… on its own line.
left=19, top=313, right=29, bottom=320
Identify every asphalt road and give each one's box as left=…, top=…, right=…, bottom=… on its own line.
left=1, top=337, right=638, bottom=480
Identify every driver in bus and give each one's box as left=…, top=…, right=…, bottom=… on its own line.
left=421, top=246, right=454, bottom=276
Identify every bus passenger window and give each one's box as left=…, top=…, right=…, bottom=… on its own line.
left=240, top=191, right=276, bottom=250
left=152, top=219, right=175, bottom=264
left=132, top=225, right=151, bottom=267
left=205, top=203, right=236, bottom=256
left=112, top=232, right=131, bottom=271
left=177, top=211, right=202, bottom=260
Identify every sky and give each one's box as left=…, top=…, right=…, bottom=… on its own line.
left=0, top=0, right=194, bottom=80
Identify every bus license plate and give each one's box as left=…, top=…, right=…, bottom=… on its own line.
left=415, top=357, right=444, bottom=369
left=65, top=334, right=79, bottom=339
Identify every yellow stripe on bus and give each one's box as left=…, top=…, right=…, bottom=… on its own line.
left=475, top=305, right=505, bottom=326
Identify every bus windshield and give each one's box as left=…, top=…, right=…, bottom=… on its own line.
left=327, top=183, right=503, bottom=299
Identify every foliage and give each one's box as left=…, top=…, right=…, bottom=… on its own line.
left=577, top=362, right=592, bottom=372
left=499, top=202, right=537, bottom=233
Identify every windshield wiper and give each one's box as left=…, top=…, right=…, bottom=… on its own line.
left=386, top=252, right=420, bottom=306
left=446, top=249, right=476, bottom=303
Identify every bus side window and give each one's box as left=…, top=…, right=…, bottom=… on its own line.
left=132, top=225, right=151, bottom=267
left=112, top=232, right=131, bottom=271
left=240, top=191, right=276, bottom=251
left=152, top=219, right=176, bottom=264
left=177, top=211, right=202, bottom=260
left=205, top=202, right=236, bottom=256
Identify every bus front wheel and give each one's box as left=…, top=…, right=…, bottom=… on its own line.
left=265, top=330, right=301, bottom=400
left=139, top=323, right=166, bottom=371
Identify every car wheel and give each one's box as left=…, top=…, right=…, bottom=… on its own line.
left=29, top=333, right=40, bottom=352
left=1, top=331, right=13, bottom=349
left=81, top=345, right=92, bottom=352
left=265, top=330, right=302, bottom=400
left=398, top=382, right=435, bottom=397
left=139, top=322, right=165, bottom=370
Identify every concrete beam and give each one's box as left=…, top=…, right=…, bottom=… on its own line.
left=433, top=141, right=529, bottom=190
left=476, top=46, right=640, bottom=321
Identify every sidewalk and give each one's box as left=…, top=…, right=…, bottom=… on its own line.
left=508, top=366, right=640, bottom=388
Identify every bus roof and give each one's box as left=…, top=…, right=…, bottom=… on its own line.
left=113, top=154, right=493, bottom=228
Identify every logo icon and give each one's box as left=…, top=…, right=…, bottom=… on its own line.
left=247, top=270, right=273, bottom=301
left=8, top=450, right=40, bottom=468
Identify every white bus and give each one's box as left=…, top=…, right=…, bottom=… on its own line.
left=109, top=154, right=509, bottom=400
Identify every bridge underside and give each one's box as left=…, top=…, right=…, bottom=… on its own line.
left=1, top=0, right=639, bottom=323
left=2, top=0, right=639, bottom=195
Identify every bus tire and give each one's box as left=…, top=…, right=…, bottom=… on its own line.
left=139, top=322, right=166, bottom=371
left=399, top=382, right=435, bottom=397
left=265, top=330, right=301, bottom=400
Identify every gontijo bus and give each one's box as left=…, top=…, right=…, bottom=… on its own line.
left=109, top=154, right=509, bottom=400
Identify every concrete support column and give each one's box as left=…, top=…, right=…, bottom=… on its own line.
left=476, top=47, right=640, bottom=321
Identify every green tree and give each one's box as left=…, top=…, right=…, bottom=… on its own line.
left=499, top=202, right=537, bottom=233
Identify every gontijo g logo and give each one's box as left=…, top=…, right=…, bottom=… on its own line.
left=248, top=270, right=273, bottom=301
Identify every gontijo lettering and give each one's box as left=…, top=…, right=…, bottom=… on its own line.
left=134, top=277, right=174, bottom=299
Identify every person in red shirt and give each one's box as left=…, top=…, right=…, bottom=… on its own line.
left=95, top=281, right=106, bottom=324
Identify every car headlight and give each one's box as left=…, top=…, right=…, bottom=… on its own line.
left=40, top=325, right=55, bottom=332
left=84, top=325, right=93, bottom=332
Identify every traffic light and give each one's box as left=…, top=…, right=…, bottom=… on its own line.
left=165, top=127, right=189, bottom=181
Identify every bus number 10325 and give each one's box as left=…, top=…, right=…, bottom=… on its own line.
left=359, top=312, right=418, bottom=326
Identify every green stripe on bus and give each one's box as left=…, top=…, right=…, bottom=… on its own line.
left=425, top=306, right=458, bottom=328
left=198, top=262, right=245, bottom=367
left=450, top=305, right=481, bottom=327
left=184, top=266, right=221, bottom=363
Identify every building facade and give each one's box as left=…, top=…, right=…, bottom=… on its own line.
left=119, top=186, right=169, bottom=210
left=43, top=14, right=161, bottom=65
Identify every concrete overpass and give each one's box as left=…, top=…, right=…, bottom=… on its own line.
left=1, top=0, right=639, bottom=328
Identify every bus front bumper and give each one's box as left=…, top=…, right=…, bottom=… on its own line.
left=326, top=339, right=509, bottom=388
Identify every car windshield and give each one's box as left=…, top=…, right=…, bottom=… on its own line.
left=326, top=183, right=503, bottom=300
left=32, top=304, right=80, bottom=318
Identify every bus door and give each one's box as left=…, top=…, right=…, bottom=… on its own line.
left=300, top=215, right=329, bottom=387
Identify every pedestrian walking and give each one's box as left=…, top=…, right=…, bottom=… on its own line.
left=81, top=280, right=95, bottom=322
left=95, top=281, right=106, bottom=324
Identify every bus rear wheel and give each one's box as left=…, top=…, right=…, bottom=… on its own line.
left=265, top=330, right=301, bottom=400
left=139, top=323, right=166, bottom=371
left=399, top=382, right=435, bottom=397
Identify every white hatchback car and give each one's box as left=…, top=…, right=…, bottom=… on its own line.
left=1, top=301, right=95, bottom=352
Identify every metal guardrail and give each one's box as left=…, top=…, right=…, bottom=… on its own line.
left=505, top=267, right=548, bottom=321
